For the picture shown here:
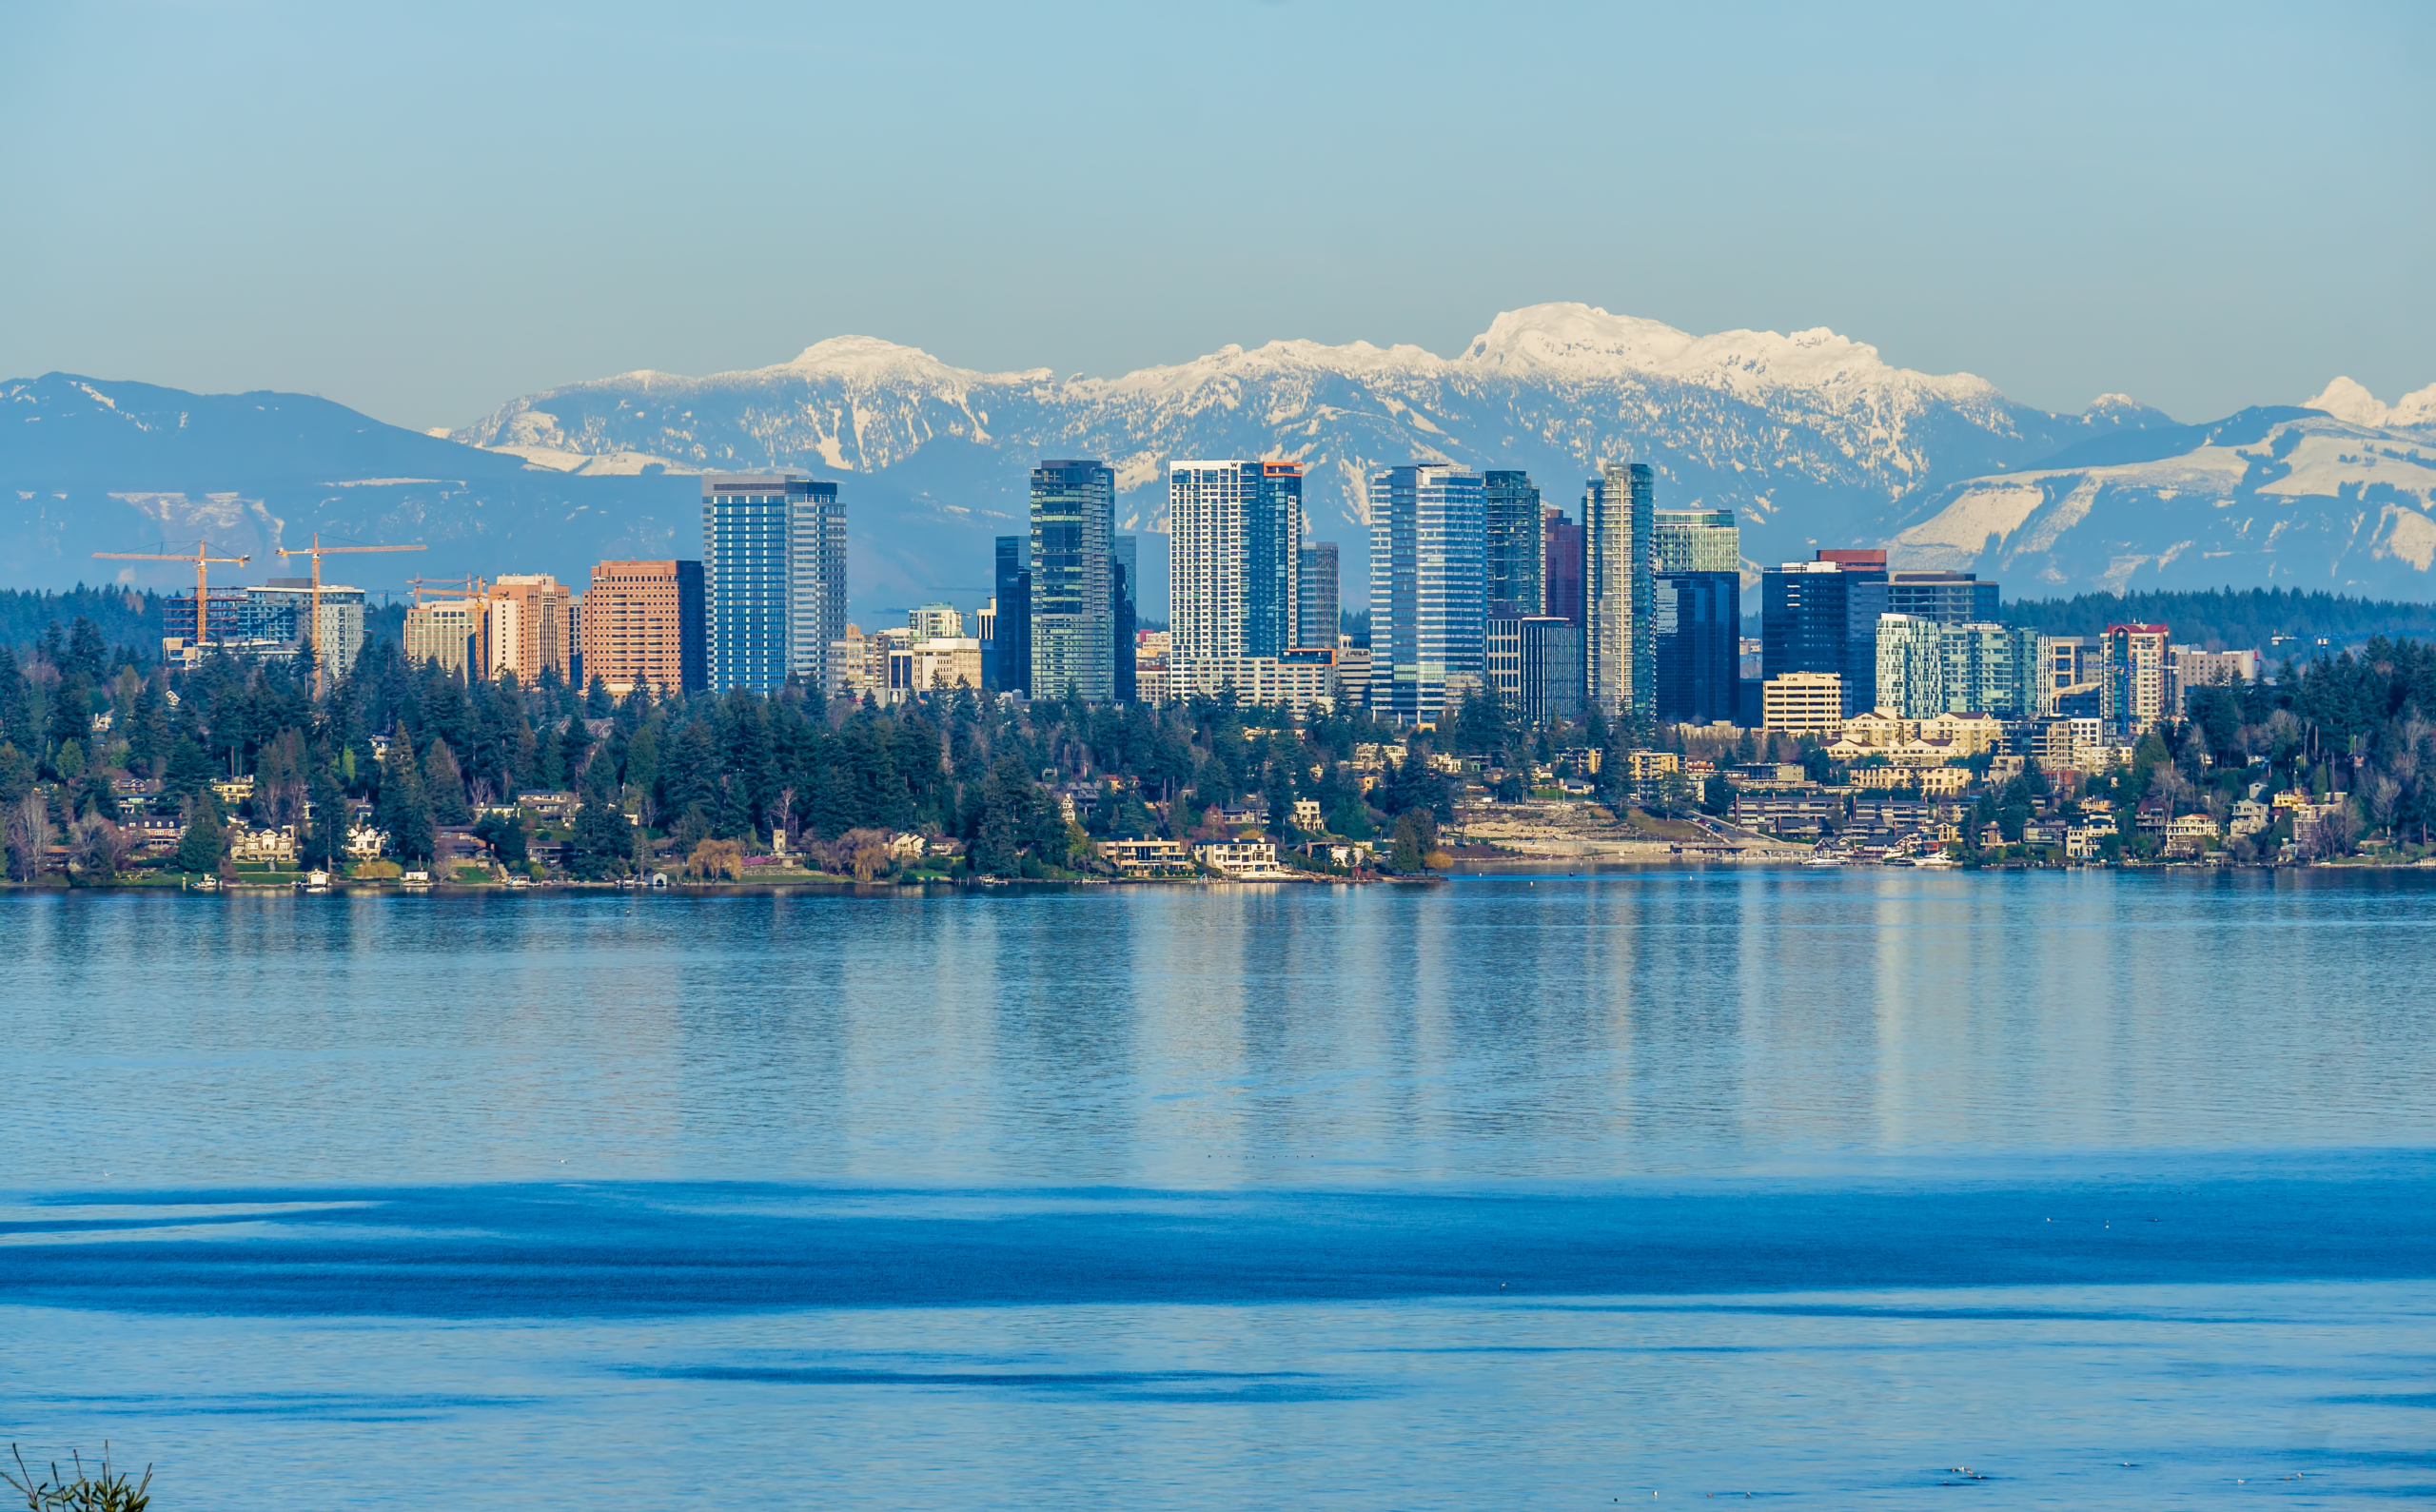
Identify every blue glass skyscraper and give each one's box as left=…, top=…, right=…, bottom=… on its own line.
left=701, top=473, right=845, bottom=694
left=1367, top=463, right=1484, bottom=727
left=1031, top=460, right=1116, bottom=701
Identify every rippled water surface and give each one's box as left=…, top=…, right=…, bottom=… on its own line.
left=5, top=871, right=2433, bottom=1506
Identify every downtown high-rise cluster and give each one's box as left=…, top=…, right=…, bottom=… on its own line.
left=365, top=458, right=2236, bottom=759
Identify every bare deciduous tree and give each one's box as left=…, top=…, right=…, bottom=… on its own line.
left=6, top=792, right=53, bottom=882
left=70, top=815, right=132, bottom=879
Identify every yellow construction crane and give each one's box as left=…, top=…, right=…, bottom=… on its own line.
left=93, top=538, right=252, bottom=646
left=405, top=575, right=480, bottom=606
left=276, top=533, right=425, bottom=696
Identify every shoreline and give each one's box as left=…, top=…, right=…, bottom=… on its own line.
left=7, top=854, right=2433, bottom=896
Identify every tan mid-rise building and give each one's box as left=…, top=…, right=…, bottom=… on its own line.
left=581, top=560, right=705, bottom=696
left=404, top=599, right=483, bottom=674
left=1761, top=672, right=1843, bottom=735
left=484, top=575, right=573, bottom=683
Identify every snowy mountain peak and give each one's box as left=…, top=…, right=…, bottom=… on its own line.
left=1456, top=302, right=1996, bottom=403
left=2307, top=376, right=2436, bottom=430
left=1461, top=303, right=1697, bottom=372
left=775, top=335, right=1037, bottom=386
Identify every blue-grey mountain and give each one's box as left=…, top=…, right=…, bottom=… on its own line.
left=10, top=305, right=2434, bottom=620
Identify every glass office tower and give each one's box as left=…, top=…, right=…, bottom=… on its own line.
left=702, top=473, right=844, bottom=694
left=1653, top=509, right=1739, bottom=574
left=1763, top=550, right=1887, bottom=715
left=1888, top=571, right=1999, bottom=624
left=1367, top=463, right=1485, bottom=727
left=1030, top=460, right=1116, bottom=702
left=1654, top=573, right=1740, bottom=725
left=1296, top=541, right=1340, bottom=649
left=1483, top=470, right=1544, bottom=616
left=1542, top=506, right=1584, bottom=626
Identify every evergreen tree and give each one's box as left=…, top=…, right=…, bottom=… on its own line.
left=175, top=800, right=226, bottom=874
left=474, top=809, right=530, bottom=867
left=968, top=754, right=1064, bottom=875
left=377, top=745, right=437, bottom=863
left=161, top=735, right=215, bottom=808
left=570, top=763, right=634, bottom=880
left=0, top=743, right=33, bottom=808
left=306, top=769, right=347, bottom=871
left=424, top=739, right=473, bottom=826
left=1107, top=786, right=1159, bottom=839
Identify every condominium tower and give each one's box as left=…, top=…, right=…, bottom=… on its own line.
left=485, top=574, right=572, bottom=683
left=701, top=473, right=845, bottom=694
left=1582, top=461, right=1655, bottom=723
left=1031, top=460, right=1116, bottom=701
left=1367, top=463, right=1484, bottom=727
left=2106, top=622, right=2171, bottom=736
left=1168, top=460, right=1300, bottom=697
left=1876, top=615, right=2039, bottom=718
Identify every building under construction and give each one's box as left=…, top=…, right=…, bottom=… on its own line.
left=163, top=579, right=368, bottom=675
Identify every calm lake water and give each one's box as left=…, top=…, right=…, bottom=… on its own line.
left=5, top=871, right=2433, bottom=1507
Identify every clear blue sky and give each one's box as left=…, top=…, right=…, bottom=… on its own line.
left=4, top=1, right=2429, bottom=430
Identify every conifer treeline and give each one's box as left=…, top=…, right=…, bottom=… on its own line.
left=1, top=623, right=1472, bottom=880
left=11, top=612, right=2436, bottom=878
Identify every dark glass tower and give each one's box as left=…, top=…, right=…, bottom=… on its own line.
left=1763, top=552, right=1889, bottom=715
left=1887, top=571, right=1999, bottom=624
left=1654, top=571, right=1740, bottom=725
left=1760, top=563, right=1849, bottom=683
left=992, top=535, right=1031, bottom=697
left=1542, top=506, right=1584, bottom=626
left=1296, top=541, right=1339, bottom=649
left=1111, top=534, right=1137, bottom=703
left=1483, top=470, right=1543, bottom=616
left=676, top=560, right=707, bottom=695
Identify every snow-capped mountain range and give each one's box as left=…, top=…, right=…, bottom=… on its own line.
left=9, top=304, right=2433, bottom=623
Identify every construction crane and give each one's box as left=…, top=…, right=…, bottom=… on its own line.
left=93, top=538, right=251, bottom=646
left=276, top=533, right=424, bottom=696
left=405, top=575, right=481, bottom=606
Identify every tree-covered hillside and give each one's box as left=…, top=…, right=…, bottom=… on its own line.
left=2000, top=588, right=2436, bottom=651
